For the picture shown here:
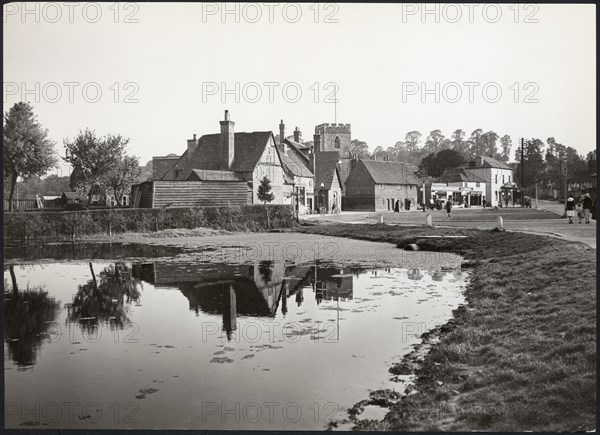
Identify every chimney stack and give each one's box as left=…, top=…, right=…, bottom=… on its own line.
left=309, top=145, right=315, bottom=174
left=220, top=110, right=235, bottom=169
left=313, top=133, right=321, bottom=153
left=293, top=127, right=301, bottom=143
left=279, top=119, right=285, bottom=145
left=187, top=133, right=198, bottom=157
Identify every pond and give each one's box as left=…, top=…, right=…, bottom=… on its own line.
left=4, top=238, right=467, bottom=430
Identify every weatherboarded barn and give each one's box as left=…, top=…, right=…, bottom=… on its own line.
left=344, top=160, right=420, bottom=211
left=132, top=110, right=288, bottom=208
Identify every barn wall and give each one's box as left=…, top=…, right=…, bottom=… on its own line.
left=153, top=181, right=248, bottom=208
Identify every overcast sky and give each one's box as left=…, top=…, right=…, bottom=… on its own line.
left=3, top=2, right=596, bottom=171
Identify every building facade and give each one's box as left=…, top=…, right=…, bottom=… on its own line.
left=344, top=160, right=420, bottom=211
left=138, top=111, right=288, bottom=208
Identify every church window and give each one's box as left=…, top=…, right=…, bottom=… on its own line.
left=334, top=136, right=341, bottom=148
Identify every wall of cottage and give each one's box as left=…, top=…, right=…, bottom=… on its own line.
left=252, top=136, right=287, bottom=205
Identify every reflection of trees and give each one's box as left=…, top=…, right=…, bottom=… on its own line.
left=4, top=265, right=60, bottom=369
left=66, top=262, right=140, bottom=333
left=258, top=260, right=274, bottom=284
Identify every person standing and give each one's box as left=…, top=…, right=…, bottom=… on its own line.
left=583, top=193, right=593, bottom=224
left=566, top=194, right=576, bottom=224
left=445, top=199, right=452, bottom=219
left=394, top=199, right=399, bottom=213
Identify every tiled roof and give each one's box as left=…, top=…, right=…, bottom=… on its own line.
left=162, top=131, right=274, bottom=180
left=187, top=169, right=246, bottom=182
left=361, top=160, right=421, bottom=185
left=278, top=149, right=313, bottom=178
left=315, top=152, right=341, bottom=190
left=438, top=167, right=487, bottom=183
left=285, top=138, right=309, bottom=150
left=465, top=156, right=512, bottom=170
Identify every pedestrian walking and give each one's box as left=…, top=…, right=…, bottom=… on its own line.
left=583, top=193, right=593, bottom=223
left=405, top=198, right=411, bottom=211
left=566, top=194, right=576, bottom=224
left=394, top=199, right=399, bottom=213
left=482, top=197, right=486, bottom=210
left=576, top=203, right=584, bottom=224
left=445, top=199, right=452, bottom=219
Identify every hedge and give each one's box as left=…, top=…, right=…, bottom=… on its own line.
left=3, top=205, right=295, bottom=244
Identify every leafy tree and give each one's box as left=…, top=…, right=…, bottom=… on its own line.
left=3, top=102, right=58, bottom=212
left=104, top=155, right=141, bottom=206
left=257, top=176, right=275, bottom=204
left=481, top=131, right=500, bottom=159
left=514, top=138, right=546, bottom=188
left=423, top=130, right=446, bottom=154
left=404, top=131, right=422, bottom=152
left=372, top=146, right=387, bottom=160
left=467, top=129, right=483, bottom=158
left=450, top=129, right=469, bottom=156
left=500, top=135, right=512, bottom=163
left=349, top=139, right=370, bottom=159
left=419, top=149, right=465, bottom=178
left=63, top=129, right=130, bottom=206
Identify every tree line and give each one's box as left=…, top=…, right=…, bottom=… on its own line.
left=348, top=130, right=594, bottom=189
left=3, top=102, right=143, bottom=211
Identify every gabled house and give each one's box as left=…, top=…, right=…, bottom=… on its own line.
left=314, top=151, right=343, bottom=213
left=434, top=167, right=487, bottom=206
left=278, top=140, right=314, bottom=214
left=459, top=156, right=514, bottom=207
left=344, top=160, right=420, bottom=211
left=135, top=111, right=288, bottom=208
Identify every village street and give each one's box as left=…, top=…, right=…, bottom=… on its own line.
left=302, top=200, right=597, bottom=249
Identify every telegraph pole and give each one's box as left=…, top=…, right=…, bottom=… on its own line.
left=520, top=138, right=526, bottom=206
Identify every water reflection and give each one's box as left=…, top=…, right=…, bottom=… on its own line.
left=66, top=262, right=142, bottom=333
left=130, top=260, right=360, bottom=341
left=4, top=265, right=60, bottom=369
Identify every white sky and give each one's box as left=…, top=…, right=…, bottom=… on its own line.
left=3, top=2, right=596, bottom=171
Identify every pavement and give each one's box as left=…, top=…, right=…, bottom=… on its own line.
left=301, top=200, right=597, bottom=249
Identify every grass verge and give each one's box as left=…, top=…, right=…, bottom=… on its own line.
left=294, top=223, right=596, bottom=431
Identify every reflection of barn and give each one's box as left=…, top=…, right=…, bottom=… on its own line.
left=132, top=260, right=366, bottom=340
left=132, top=262, right=284, bottom=339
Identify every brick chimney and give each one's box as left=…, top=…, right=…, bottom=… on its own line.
left=279, top=119, right=285, bottom=145
left=313, top=133, right=321, bottom=153
left=309, top=145, right=315, bottom=174
left=220, top=110, right=235, bottom=169
left=187, top=133, right=198, bottom=157
left=294, top=127, right=301, bottom=143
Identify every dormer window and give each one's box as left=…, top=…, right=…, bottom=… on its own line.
left=175, top=168, right=182, bottom=178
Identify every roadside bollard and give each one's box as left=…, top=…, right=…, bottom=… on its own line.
left=497, top=216, right=504, bottom=231
left=426, top=214, right=433, bottom=227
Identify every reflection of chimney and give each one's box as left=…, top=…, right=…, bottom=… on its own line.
left=279, top=119, right=285, bottom=145
left=282, top=284, right=288, bottom=315
left=294, top=127, right=301, bottom=143
left=313, top=134, right=321, bottom=153
left=187, top=133, right=198, bottom=157
left=220, top=110, right=235, bottom=169
left=222, top=284, right=237, bottom=341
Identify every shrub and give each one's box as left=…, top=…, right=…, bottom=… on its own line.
left=3, top=204, right=294, bottom=243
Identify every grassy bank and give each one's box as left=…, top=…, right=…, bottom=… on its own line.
left=294, top=223, right=596, bottom=431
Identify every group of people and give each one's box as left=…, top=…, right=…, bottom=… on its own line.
left=565, top=193, right=595, bottom=224
left=393, top=198, right=412, bottom=212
